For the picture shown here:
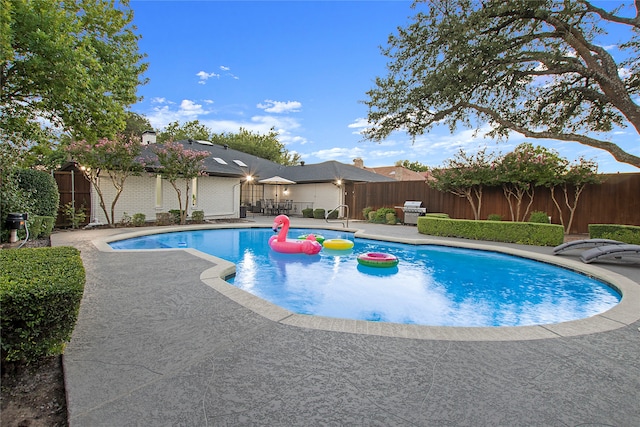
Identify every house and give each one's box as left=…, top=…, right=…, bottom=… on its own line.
left=352, top=158, right=430, bottom=181
left=82, top=138, right=394, bottom=224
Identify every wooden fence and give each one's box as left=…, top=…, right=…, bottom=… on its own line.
left=346, top=173, right=640, bottom=234
left=53, top=170, right=92, bottom=227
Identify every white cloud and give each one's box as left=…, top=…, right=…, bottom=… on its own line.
left=196, top=70, right=220, bottom=84
left=220, top=65, right=230, bottom=71
left=145, top=99, right=212, bottom=129
left=257, top=100, right=302, bottom=114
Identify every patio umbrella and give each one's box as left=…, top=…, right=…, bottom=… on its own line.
left=258, top=176, right=296, bottom=204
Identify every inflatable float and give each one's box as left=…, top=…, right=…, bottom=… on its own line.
left=356, top=252, right=399, bottom=268
left=269, top=215, right=322, bottom=255
left=298, top=234, right=325, bottom=244
left=322, top=238, right=354, bottom=251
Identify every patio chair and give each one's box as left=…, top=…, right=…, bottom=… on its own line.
left=553, top=239, right=625, bottom=255
left=580, top=244, right=640, bottom=264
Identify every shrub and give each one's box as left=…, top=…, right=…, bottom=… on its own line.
left=369, top=207, right=396, bottom=224
left=302, top=208, right=314, bottom=218
left=62, top=202, right=87, bottom=229
left=417, top=217, right=564, bottom=246
left=589, top=224, right=640, bottom=245
left=1, top=247, right=85, bottom=364
left=424, top=213, right=449, bottom=219
left=487, top=214, right=502, bottom=221
left=15, top=169, right=59, bottom=217
left=367, top=211, right=376, bottom=221
left=169, top=210, right=182, bottom=224
left=385, top=212, right=397, bottom=225
left=132, top=213, right=146, bottom=227
left=528, top=211, right=550, bottom=224
left=362, top=207, right=373, bottom=220
left=26, top=215, right=43, bottom=239
left=327, top=209, right=339, bottom=219
left=191, top=210, right=205, bottom=224
left=156, top=212, right=172, bottom=226
left=313, top=208, right=325, bottom=219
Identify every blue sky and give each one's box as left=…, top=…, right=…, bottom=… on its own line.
left=129, top=0, right=640, bottom=173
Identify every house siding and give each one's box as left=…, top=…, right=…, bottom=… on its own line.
left=89, top=173, right=240, bottom=224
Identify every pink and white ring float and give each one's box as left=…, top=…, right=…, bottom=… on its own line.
left=269, top=215, right=322, bottom=255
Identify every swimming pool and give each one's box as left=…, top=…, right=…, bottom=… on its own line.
left=109, top=227, right=621, bottom=327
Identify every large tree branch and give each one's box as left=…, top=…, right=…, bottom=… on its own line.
left=465, top=102, right=640, bottom=168
left=578, top=0, right=640, bottom=28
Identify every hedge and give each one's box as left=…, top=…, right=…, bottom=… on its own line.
left=1, top=247, right=85, bottom=364
left=417, top=217, right=564, bottom=246
left=589, top=224, right=640, bottom=245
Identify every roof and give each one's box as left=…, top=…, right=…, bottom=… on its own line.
left=364, top=166, right=428, bottom=181
left=142, top=140, right=394, bottom=183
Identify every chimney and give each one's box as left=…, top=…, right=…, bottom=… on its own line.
left=353, top=158, right=364, bottom=168
left=141, top=130, right=156, bottom=145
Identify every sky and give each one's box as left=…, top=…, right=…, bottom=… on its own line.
left=129, top=0, right=640, bottom=173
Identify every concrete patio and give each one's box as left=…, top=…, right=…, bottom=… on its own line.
left=53, top=217, right=640, bottom=426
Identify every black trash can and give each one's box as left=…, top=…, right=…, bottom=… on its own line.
left=239, top=206, right=247, bottom=218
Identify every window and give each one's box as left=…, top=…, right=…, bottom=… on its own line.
left=233, top=159, right=248, bottom=167
left=213, top=157, right=227, bottom=164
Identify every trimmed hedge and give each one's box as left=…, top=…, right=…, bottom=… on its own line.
left=15, top=169, right=60, bottom=217
left=25, top=215, right=55, bottom=239
left=1, top=247, right=85, bottom=364
left=417, top=217, right=564, bottom=246
left=313, top=208, right=325, bottom=219
left=589, top=224, right=640, bottom=245
left=302, top=208, right=314, bottom=218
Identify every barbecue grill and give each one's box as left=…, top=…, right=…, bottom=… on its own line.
left=402, top=201, right=426, bottom=225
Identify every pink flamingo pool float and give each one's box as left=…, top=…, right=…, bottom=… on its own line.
left=269, top=215, right=322, bottom=255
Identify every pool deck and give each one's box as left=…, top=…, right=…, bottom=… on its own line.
left=54, top=217, right=640, bottom=426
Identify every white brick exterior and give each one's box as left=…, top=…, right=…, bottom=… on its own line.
left=88, top=173, right=240, bottom=224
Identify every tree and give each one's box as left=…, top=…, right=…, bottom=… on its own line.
left=544, top=157, right=602, bottom=234
left=396, top=160, right=429, bottom=172
left=212, top=127, right=301, bottom=165
left=1, top=0, right=147, bottom=149
left=429, top=148, right=496, bottom=220
left=152, top=141, right=209, bottom=225
left=157, top=120, right=211, bottom=143
left=125, top=111, right=153, bottom=136
left=495, top=143, right=562, bottom=222
left=66, top=134, right=144, bottom=226
left=363, top=0, right=640, bottom=169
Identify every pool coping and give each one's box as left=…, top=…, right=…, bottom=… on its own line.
left=93, top=223, right=640, bottom=341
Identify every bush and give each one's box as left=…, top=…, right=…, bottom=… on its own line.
left=156, top=212, right=172, bottom=226
left=191, top=210, right=205, bottom=224
left=367, top=207, right=396, bottom=224
left=487, top=214, right=502, bottom=221
left=589, top=224, right=640, bottom=245
left=385, top=212, right=397, bottom=225
left=362, top=207, right=373, bottom=220
left=327, top=209, right=339, bottom=219
left=62, top=202, right=87, bottom=229
left=168, top=210, right=182, bottom=224
left=313, top=208, right=325, bottom=219
left=1, top=247, right=85, bottom=364
left=25, top=215, right=55, bottom=239
left=302, top=208, right=314, bottom=218
left=132, top=213, right=146, bottom=227
left=417, top=217, right=564, bottom=246
left=15, top=169, right=59, bottom=217
left=528, top=211, right=550, bottom=224
left=424, top=213, right=449, bottom=219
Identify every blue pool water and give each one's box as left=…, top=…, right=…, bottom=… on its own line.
left=109, top=228, right=621, bottom=327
